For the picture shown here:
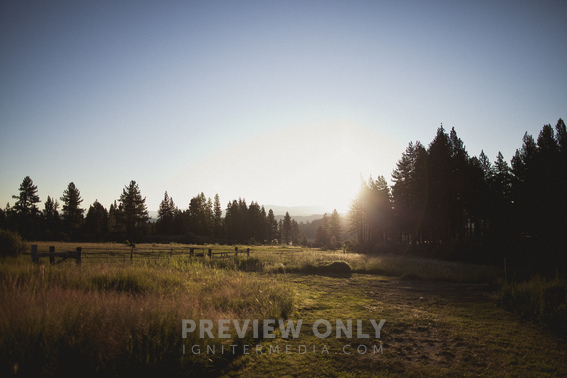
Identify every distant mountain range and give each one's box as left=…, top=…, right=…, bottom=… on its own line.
left=273, top=213, right=326, bottom=223
left=265, top=205, right=329, bottom=217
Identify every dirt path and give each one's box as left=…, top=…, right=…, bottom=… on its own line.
left=231, top=274, right=567, bottom=376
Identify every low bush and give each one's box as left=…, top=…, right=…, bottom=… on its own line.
left=499, top=275, right=567, bottom=337
left=0, top=229, right=26, bottom=258
left=298, top=260, right=352, bottom=276
left=323, top=261, right=352, bottom=275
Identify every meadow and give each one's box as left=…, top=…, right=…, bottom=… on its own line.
left=1, top=242, right=566, bottom=376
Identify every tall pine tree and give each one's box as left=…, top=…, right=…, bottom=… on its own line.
left=118, top=180, right=149, bottom=240
left=60, top=182, right=84, bottom=237
left=157, top=191, right=176, bottom=235
left=84, top=200, right=108, bottom=241
left=12, top=176, right=41, bottom=219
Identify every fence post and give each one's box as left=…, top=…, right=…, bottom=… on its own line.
left=190, top=248, right=194, bottom=257
left=247, top=248, right=250, bottom=257
left=504, top=257, right=507, bottom=284
left=49, top=246, right=55, bottom=264
left=235, top=246, right=238, bottom=257
left=76, top=247, right=82, bottom=265
left=208, top=249, right=212, bottom=258
left=31, top=245, right=38, bottom=263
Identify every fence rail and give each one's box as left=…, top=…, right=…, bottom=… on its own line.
left=31, top=245, right=82, bottom=265
left=29, top=245, right=256, bottom=264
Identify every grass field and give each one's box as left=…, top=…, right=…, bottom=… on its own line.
left=1, top=242, right=566, bottom=376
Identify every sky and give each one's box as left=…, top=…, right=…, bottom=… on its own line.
left=1, top=0, right=566, bottom=215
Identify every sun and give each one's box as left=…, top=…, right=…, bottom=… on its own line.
left=171, top=119, right=402, bottom=215
left=310, top=141, right=364, bottom=213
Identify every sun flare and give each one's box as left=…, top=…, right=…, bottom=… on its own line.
left=171, top=120, right=402, bottom=214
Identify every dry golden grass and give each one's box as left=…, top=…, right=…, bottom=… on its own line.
left=0, top=255, right=294, bottom=376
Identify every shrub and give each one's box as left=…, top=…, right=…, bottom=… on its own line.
left=499, top=275, right=567, bottom=337
left=0, top=229, right=26, bottom=258
left=324, top=261, right=352, bottom=275
left=300, top=260, right=352, bottom=276
left=235, top=257, right=264, bottom=272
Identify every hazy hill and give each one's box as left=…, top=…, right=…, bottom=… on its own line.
left=297, top=215, right=351, bottom=242
left=266, top=205, right=328, bottom=217
left=273, top=214, right=326, bottom=223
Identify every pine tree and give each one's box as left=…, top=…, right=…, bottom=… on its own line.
left=213, top=194, right=223, bottom=240
left=348, top=196, right=364, bottom=244
left=187, top=193, right=212, bottom=237
left=493, top=152, right=513, bottom=202
left=478, top=151, right=493, bottom=179
left=42, top=196, right=60, bottom=237
left=534, top=125, right=561, bottom=240
left=157, top=191, right=176, bottom=235
left=315, top=224, right=329, bottom=247
left=84, top=200, right=109, bottom=241
left=205, top=196, right=213, bottom=238
left=0, top=206, right=6, bottom=230
left=391, top=142, right=427, bottom=244
left=60, top=182, right=85, bottom=237
left=119, top=180, right=149, bottom=240
left=316, top=213, right=331, bottom=246
left=466, top=155, right=491, bottom=240
left=291, top=219, right=300, bottom=245
left=427, top=126, right=454, bottom=243
left=224, top=200, right=239, bottom=242
left=12, top=176, right=41, bottom=218
left=247, top=202, right=263, bottom=243
left=368, top=176, right=392, bottom=244
left=282, top=212, right=292, bottom=244
left=12, top=176, right=41, bottom=238
left=555, top=118, right=567, bottom=152
left=43, top=196, right=59, bottom=222
left=238, top=199, right=248, bottom=242
left=108, top=200, right=122, bottom=236
left=266, top=209, right=277, bottom=243
left=260, top=206, right=267, bottom=243
left=277, top=219, right=284, bottom=243
left=329, top=209, right=342, bottom=242
left=488, top=151, right=514, bottom=241
left=554, top=119, right=567, bottom=240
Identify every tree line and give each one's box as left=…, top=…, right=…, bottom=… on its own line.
left=0, top=179, right=316, bottom=245
left=349, top=119, right=567, bottom=272
left=4, top=117, right=563, bottom=269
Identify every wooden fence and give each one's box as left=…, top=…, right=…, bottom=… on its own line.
left=31, top=245, right=82, bottom=265
left=189, top=247, right=250, bottom=258
left=29, top=245, right=250, bottom=264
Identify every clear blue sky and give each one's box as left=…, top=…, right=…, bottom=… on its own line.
left=1, top=0, right=565, bottom=214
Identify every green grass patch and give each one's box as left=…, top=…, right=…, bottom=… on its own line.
left=231, top=274, right=567, bottom=376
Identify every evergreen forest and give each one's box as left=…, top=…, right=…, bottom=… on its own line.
left=2, top=119, right=566, bottom=275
